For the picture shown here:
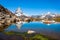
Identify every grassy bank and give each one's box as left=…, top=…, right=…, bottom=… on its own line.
left=0, top=31, right=58, bottom=40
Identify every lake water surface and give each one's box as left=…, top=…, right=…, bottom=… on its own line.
left=5, top=22, right=60, bottom=38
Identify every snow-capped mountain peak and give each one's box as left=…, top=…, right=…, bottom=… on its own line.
left=15, top=7, right=23, bottom=16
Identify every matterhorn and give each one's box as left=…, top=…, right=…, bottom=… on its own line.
left=15, top=7, right=23, bottom=16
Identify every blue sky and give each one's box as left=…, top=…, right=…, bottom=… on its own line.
left=0, top=0, right=60, bottom=15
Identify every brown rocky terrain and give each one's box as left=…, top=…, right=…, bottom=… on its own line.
left=0, top=4, right=17, bottom=31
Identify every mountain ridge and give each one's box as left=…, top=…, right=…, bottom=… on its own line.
left=0, top=4, right=17, bottom=31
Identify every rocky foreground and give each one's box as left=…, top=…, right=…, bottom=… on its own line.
left=0, top=5, right=17, bottom=31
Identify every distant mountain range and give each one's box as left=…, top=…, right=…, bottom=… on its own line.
left=31, top=12, right=60, bottom=19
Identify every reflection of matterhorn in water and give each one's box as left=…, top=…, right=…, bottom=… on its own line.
left=15, top=7, right=23, bottom=29
left=16, top=21, right=23, bottom=29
